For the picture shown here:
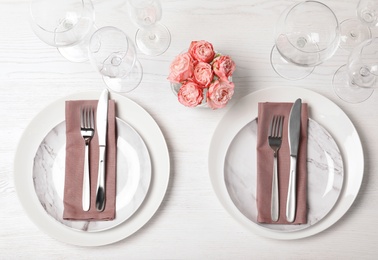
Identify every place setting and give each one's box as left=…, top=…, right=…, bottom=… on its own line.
left=12, top=0, right=174, bottom=247
left=33, top=89, right=152, bottom=231
left=209, top=0, right=372, bottom=239
left=208, top=86, right=364, bottom=239
left=14, top=89, right=170, bottom=246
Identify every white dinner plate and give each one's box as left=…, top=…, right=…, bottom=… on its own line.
left=209, top=87, right=364, bottom=239
left=14, top=91, right=170, bottom=246
left=33, top=118, right=151, bottom=232
left=225, top=118, right=343, bottom=232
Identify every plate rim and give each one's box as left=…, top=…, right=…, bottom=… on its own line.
left=14, top=91, right=170, bottom=246
left=208, top=86, right=364, bottom=239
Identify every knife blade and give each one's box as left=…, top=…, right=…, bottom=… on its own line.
left=95, top=89, right=109, bottom=212
left=286, top=98, right=301, bottom=222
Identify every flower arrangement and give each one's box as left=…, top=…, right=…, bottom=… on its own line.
left=167, top=40, right=236, bottom=109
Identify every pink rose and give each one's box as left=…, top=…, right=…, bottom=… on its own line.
left=167, top=52, right=194, bottom=83
left=193, top=62, right=214, bottom=88
left=213, top=55, right=236, bottom=81
left=178, top=81, right=204, bottom=107
left=189, top=40, right=215, bottom=63
left=206, top=80, right=234, bottom=109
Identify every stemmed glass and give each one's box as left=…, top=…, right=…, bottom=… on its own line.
left=88, top=26, right=143, bottom=93
left=29, top=0, right=95, bottom=62
left=339, top=0, right=378, bottom=51
left=127, top=0, right=171, bottom=56
left=333, top=37, right=378, bottom=103
left=270, top=1, right=340, bottom=80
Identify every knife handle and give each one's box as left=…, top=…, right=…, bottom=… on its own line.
left=286, top=156, right=297, bottom=223
left=96, top=146, right=106, bottom=212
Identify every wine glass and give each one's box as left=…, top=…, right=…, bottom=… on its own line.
left=127, top=0, right=171, bottom=56
left=88, top=26, right=143, bottom=93
left=270, top=1, right=340, bottom=80
left=339, top=0, right=378, bottom=51
left=333, top=37, right=378, bottom=103
left=29, top=0, right=95, bottom=62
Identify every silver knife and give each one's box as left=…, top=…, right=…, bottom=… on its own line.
left=286, top=98, right=301, bottom=222
left=95, top=89, right=109, bottom=211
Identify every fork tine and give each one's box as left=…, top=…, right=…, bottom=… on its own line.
left=274, top=116, right=280, bottom=137
left=269, top=116, right=276, bottom=136
left=85, top=107, right=90, bottom=128
left=83, top=107, right=87, bottom=128
left=277, top=116, right=283, bottom=137
left=273, top=116, right=279, bottom=137
left=86, top=107, right=91, bottom=128
left=80, top=106, right=84, bottom=128
left=90, top=107, right=94, bottom=128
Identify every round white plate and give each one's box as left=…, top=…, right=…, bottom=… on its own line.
left=14, top=91, right=170, bottom=246
left=224, top=118, right=343, bottom=232
left=33, top=118, right=151, bottom=232
left=209, top=87, right=364, bottom=239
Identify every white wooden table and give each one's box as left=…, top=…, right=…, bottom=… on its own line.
left=1, top=0, right=378, bottom=258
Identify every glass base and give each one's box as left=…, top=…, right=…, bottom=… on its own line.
left=103, top=60, right=143, bottom=93
left=339, top=19, right=371, bottom=52
left=57, top=43, right=89, bottom=63
left=57, top=25, right=97, bottom=62
left=270, top=45, right=314, bottom=80
left=135, top=23, right=171, bottom=56
left=333, top=65, right=374, bottom=103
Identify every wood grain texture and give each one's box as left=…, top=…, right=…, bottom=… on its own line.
left=1, top=0, right=378, bottom=258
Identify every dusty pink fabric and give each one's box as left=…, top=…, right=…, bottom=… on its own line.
left=63, top=100, right=116, bottom=220
left=256, top=102, right=308, bottom=224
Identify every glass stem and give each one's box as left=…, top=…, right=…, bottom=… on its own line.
left=149, top=33, right=156, bottom=41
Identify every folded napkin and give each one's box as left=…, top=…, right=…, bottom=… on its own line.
left=256, top=102, right=308, bottom=224
left=63, top=100, right=116, bottom=220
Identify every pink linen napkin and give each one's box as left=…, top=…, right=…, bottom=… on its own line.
left=256, top=102, right=308, bottom=224
left=63, top=100, right=116, bottom=220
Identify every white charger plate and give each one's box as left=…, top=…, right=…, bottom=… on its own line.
left=209, top=87, right=364, bottom=239
left=14, top=91, right=170, bottom=246
left=33, top=118, right=151, bottom=232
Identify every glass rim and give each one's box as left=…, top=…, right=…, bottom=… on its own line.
left=277, top=0, right=340, bottom=54
left=29, top=0, right=93, bottom=34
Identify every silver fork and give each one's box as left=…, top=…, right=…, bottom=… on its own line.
left=80, top=106, right=95, bottom=211
left=268, top=115, right=284, bottom=222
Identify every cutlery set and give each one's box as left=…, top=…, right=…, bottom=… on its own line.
left=268, top=98, right=302, bottom=222
left=81, top=94, right=302, bottom=218
left=80, top=89, right=109, bottom=212
left=80, top=91, right=302, bottom=219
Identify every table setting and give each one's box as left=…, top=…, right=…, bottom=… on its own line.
left=209, top=86, right=362, bottom=239
left=2, top=0, right=378, bottom=258
left=14, top=90, right=170, bottom=246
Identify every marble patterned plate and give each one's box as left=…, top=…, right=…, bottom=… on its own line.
left=14, top=91, right=170, bottom=246
left=209, top=87, right=364, bottom=240
left=224, top=118, right=343, bottom=232
left=33, top=118, right=151, bottom=232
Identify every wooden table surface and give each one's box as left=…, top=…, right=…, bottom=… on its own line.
left=1, top=0, right=378, bottom=258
